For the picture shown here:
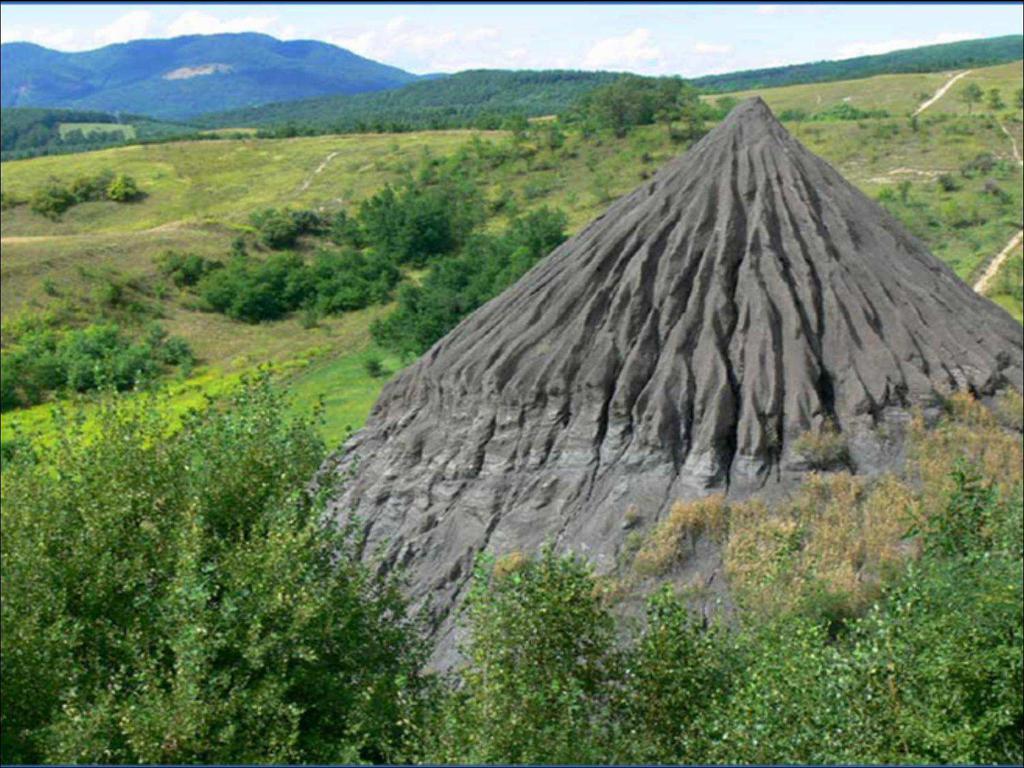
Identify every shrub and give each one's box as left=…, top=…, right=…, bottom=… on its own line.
left=196, top=249, right=400, bottom=323
left=69, top=170, right=114, bottom=202
left=372, top=207, right=567, bottom=355
left=157, top=251, right=223, bottom=288
left=960, top=152, right=997, bottom=177
left=937, top=173, right=960, bottom=192
left=363, top=355, right=386, bottom=378
left=428, top=549, right=619, bottom=763
left=248, top=208, right=329, bottom=250
left=791, top=420, right=851, bottom=470
left=359, top=173, right=484, bottom=266
left=104, top=173, right=141, bottom=202
left=0, top=322, right=192, bottom=410
left=29, top=181, right=76, bottom=219
left=616, top=587, right=730, bottom=762
left=0, top=378, right=428, bottom=763
left=250, top=208, right=301, bottom=249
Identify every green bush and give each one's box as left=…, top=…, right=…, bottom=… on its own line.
left=157, top=251, right=223, bottom=288
left=0, top=378, right=428, bottom=763
left=69, top=170, right=114, bottom=202
left=428, top=549, right=620, bottom=763
left=372, top=207, right=567, bottom=355
left=359, top=173, right=484, bottom=267
left=29, top=181, right=76, bottom=219
left=28, top=171, right=142, bottom=217
left=250, top=208, right=302, bottom=249
left=195, top=248, right=400, bottom=323
left=249, top=208, right=328, bottom=250
left=104, top=173, right=141, bottom=202
left=0, top=322, right=192, bottom=411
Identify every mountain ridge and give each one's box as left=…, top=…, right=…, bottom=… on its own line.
left=0, top=32, right=419, bottom=120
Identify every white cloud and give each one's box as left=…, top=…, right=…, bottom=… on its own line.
left=756, top=4, right=826, bottom=14
left=583, top=28, right=662, bottom=69
left=93, top=10, right=152, bottom=46
left=165, top=11, right=281, bottom=38
left=838, top=32, right=976, bottom=59
left=331, top=16, right=511, bottom=71
left=465, top=27, right=499, bottom=43
left=694, top=41, right=734, bottom=55
left=1, top=24, right=81, bottom=50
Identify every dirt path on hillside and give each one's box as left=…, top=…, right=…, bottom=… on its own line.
left=974, top=229, right=1024, bottom=294
left=913, top=70, right=972, bottom=116
left=1, top=219, right=189, bottom=245
left=999, top=122, right=1023, bottom=166
left=298, top=151, right=340, bottom=193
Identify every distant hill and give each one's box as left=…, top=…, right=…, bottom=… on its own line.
left=694, top=34, right=1023, bottom=93
left=198, top=36, right=1023, bottom=132
left=197, top=70, right=622, bottom=130
left=0, top=33, right=418, bottom=120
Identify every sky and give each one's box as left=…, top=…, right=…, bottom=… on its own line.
left=1, top=3, right=1021, bottom=76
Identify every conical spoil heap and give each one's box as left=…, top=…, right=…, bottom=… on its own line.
left=323, top=97, right=1023, bottom=660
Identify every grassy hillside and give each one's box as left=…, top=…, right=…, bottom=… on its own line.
left=1, top=130, right=498, bottom=236
left=694, top=34, right=1023, bottom=92
left=708, top=60, right=1024, bottom=118
left=3, top=61, right=1022, bottom=447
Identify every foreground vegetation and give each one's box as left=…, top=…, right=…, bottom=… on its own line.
left=2, top=381, right=1020, bottom=763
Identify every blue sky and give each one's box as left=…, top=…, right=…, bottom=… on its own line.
left=1, top=3, right=1021, bottom=76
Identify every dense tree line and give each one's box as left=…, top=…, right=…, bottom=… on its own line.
left=2, top=381, right=1020, bottom=763
left=0, top=107, right=195, bottom=161
left=198, top=70, right=623, bottom=133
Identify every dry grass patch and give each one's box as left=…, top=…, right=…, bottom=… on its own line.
left=493, top=550, right=529, bottom=579
left=791, top=419, right=851, bottom=470
left=908, top=391, right=1023, bottom=523
left=723, top=473, right=915, bottom=616
left=994, top=388, right=1024, bottom=431
left=631, top=474, right=918, bottom=617
left=632, top=495, right=729, bottom=577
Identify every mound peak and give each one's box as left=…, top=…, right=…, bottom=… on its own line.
left=324, top=98, right=1022, bottom=663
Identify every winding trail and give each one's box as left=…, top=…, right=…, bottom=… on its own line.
left=973, top=123, right=1024, bottom=294
left=974, top=230, right=1024, bottom=294
left=999, top=122, right=1023, bottom=166
left=913, top=70, right=972, bottom=116
left=298, top=150, right=340, bottom=192
left=0, top=219, right=189, bottom=245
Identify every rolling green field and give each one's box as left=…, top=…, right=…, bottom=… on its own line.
left=711, top=61, right=1024, bottom=118
left=3, top=61, right=1022, bottom=448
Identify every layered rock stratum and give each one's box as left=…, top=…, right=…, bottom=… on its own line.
left=323, top=97, right=1023, bottom=662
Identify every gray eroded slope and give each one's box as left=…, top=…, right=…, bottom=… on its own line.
left=322, top=97, right=1023, bottom=664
